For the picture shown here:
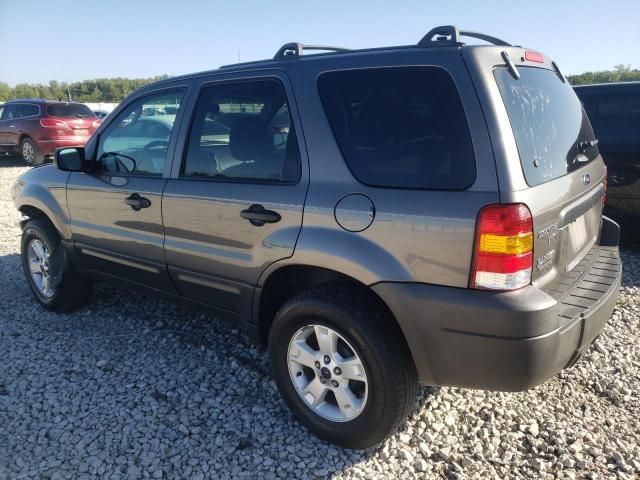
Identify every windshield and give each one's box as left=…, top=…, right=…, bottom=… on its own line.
left=46, top=103, right=95, bottom=118
left=495, top=66, right=599, bottom=186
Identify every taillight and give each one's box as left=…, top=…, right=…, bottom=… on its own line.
left=92, top=119, right=102, bottom=128
left=470, top=204, right=533, bottom=290
left=40, top=118, right=69, bottom=128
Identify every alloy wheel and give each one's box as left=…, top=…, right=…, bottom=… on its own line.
left=287, top=324, right=368, bottom=422
left=27, top=239, right=54, bottom=298
left=22, top=141, right=35, bottom=164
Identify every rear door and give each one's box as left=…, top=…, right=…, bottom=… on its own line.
left=488, top=58, right=606, bottom=291
left=66, top=87, right=188, bottom=290
left=162, top=71, right=308, bottom=318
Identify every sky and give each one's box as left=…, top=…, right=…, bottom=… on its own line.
left=1, top=0, right=639, bottom=87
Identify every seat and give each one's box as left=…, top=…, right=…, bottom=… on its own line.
left=224, top=117, right=282, bottom=180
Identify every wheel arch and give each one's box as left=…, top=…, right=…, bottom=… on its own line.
left=18, top=133, right=33, bottom=145
left=254, top=263, right=410, bottom=356
left=17, top=184, right=72, bottom=240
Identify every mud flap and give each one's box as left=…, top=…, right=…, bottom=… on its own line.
left=48, top=244, right=67, bottom=288
left=599, top=216, right=620, bottom=247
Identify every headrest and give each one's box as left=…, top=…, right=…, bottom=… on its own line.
left=229, top=116, right=272, bottom=161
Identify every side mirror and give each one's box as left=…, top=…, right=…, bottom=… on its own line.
left=54, top=147, right=85, bottom=172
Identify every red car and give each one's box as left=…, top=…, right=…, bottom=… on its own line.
left=0, top=99, right=101, bottom=165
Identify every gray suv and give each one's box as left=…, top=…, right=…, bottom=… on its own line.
left=12, top=26, right=622, bottom=449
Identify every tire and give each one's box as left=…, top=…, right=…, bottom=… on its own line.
left=268, top=283, right=417, bottom=449
left=21, top=218, right=92, bottom=312
left=20, top=137, right=44, bottom=165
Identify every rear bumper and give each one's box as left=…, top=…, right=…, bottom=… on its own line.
left=373, top=217, right=621, bottom=391
left=35, top=138, right=89, bottom=157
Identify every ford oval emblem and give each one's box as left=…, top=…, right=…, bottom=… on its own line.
left=582, top=173, right=591, bottom=185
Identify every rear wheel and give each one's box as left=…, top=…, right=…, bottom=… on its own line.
left=20, top=138, right=44, bottom=165
left=21, top=218, right=92, bottom=312
left=268, top=284, right=417, bottom=449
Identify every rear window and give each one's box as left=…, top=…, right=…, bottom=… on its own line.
left=495, top=67, right=599, bottom=187
left=317, top=67, right=476, bottom=190
left=46, top=103, right=95, bottom=118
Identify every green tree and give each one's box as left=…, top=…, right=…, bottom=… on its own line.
left=0, top=82, right=11, bottom=102
left=0, top=75, right=171, bottom=103
left=568, top=67, right=640, bottom=85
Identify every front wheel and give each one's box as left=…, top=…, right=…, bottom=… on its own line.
left=269, top=284, right=417, bottom=449
left=21, top=219, right=92, bottom=312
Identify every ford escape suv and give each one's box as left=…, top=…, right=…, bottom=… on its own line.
left=12, top=26, right=621, bottom=449
left=0, top=99, right=100, bottom=165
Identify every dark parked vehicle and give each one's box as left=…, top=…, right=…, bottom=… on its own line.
left=12, top=26, right=621, bottom=448
left=574, top=82, right=640, bottom=225
left=0, top=99, right=101, bottom=165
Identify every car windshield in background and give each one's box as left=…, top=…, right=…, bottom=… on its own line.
left=47, top=103, right=95, bottom=118
left=495, top=66, right=599, bottom=187
left=317, top=66, right=476, bottom=190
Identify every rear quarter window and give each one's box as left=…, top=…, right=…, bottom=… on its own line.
left=317, top=66, right=476, bottom=190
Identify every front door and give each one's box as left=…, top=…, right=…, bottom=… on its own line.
left=66, top=88, right=187, bottom=291
left=162, top=74, right=308, bottom=317
left=0, top=104, right=18, bottom=151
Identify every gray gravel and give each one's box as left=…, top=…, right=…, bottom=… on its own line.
left=1, top=159, right=639, bottom=479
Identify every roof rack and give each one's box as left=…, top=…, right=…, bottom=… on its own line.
left=220, top=26, right=511, bottom=69
left=273, top=43, right=350, bottom=59
left=418, top=25, right=511, bottom=47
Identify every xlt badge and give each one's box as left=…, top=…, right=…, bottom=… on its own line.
left=536, top=250, right=555, bottom=271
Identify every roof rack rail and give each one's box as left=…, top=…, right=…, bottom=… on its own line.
left=273, top=43, right=350, bottom=59
left=418, top=25, right=511, bottom=47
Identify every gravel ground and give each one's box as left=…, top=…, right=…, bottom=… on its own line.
left=0, top=159, right=638, bottom=480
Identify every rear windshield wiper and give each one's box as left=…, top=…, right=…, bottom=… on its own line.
left=501, top=51, right=520, bottom=80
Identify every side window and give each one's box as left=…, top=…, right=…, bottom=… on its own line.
left=3, top=104, right=19, bottom=120
left=20, top=104, right=39, bottom=117
left=317, top=67, right=476, bottom=190
left=97, top=90, right=184, bottom=175
left=182, top=79, right=300, bottom=182
left=0, top=106, right=4, bottom=120
left=9, top=103, right=24, bottom=120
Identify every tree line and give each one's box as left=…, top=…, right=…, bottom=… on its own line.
left=1, top=65, right=639, bottom=103
left=0, top=75, right=170, bottom=103
left=566, top=64, right=640, bottom=85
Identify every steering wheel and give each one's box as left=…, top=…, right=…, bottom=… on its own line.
left=142, top=140, right=170, bottom=156
left=138, top=140, right=170, bottom=173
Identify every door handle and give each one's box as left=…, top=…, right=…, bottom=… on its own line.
left=124, top=193, right=151, bottom=211
left=240, top=204, right=281, bottom=226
